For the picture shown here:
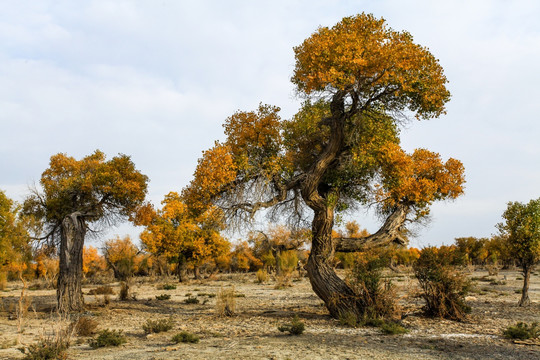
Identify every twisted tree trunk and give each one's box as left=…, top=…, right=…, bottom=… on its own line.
left=57, top=213, right=86, bottom=313
left=519, top=264, right=532, bottom=307
left=301, top=91, right=411, bottom=319
left=306, top=208, right=361, bottom=318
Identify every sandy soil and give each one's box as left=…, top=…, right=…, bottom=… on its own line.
left=1, top=269, right=540, bottom=360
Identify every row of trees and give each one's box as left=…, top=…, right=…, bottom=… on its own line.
left=2, top=182, right=539, bottom=310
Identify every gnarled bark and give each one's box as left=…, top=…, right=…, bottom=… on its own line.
left=57, top=213, right=86, bottom=313
left=306, top=208, right=361, bottom=318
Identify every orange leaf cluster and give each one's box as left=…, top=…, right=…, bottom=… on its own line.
left=292, top=13, right=450, bottom=119
left=182, top=143, right=237, bottom=215
left=377, top=143, right=465, bottom=215
left=35, top=150, right=148, bottom=224
left=140, top=192, right=230, bottom=268
left=82, top=246, right=106, bottom=276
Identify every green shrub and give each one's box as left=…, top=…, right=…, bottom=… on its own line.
left=184, top=296, right=199, bottom=304
left=156, top=294, right=171, bottom=300
left=143, top=318, right=175, bottom=334
left=23, top=337, right=69, bottom=360
left=279, top=250, right=298, bottom=274
left=346, top=252, right=399, bottom=322
left=362, top=318, right=385, bottom=327
left=278, top=315, right=305, bottom=335
left=171, top=331, right=200, bottom=344
left=414, top=247, right=471, bottom=321
left=89, top=329, right=127, bottom=348
left=338, top=311, right=358, bottom=328
left=503, top=322, right=540, bottom=340
left=163, top=284, right=177, bottom=290
left=380, top=322, right=409, bottom=335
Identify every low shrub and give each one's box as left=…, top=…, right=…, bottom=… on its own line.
left=338, top=311, right=359, bottom=328
left=362, top=318, right=385, bottom=327
left=163, top=284, right=177, bottom=290
left=171, top=331, right=200, bottom=344
left=380, top=321, right=409, bottom=335
left=503, top=322, right=540, bottom=340
left=73, top=317, right=98, bottom=336
left=346, top=252, right=399, bottom=323
left=118, top=281, right=130, bottom=301
left=184, top=296, right=199, bottom=304
left=414, top=247, right=471, bottom=321
left=88, top=286, right=114, bottom=295
left=256, top=269, right=268, bottom=283
left=156, top=294, right=171, bottom=300
left=277, top=315, right=305, bottom=335
left=89, top=329, right=127, bottom=348
left=216, top=287, right=235, bottom=317
left=274, top=273, right=292, bottom=289
left=143, top=318, right=174, bottom=334
left=23, top=335, right=70, bottom=360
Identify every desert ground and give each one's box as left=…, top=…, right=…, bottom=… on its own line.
left=1, top=269, right=540, bottom=360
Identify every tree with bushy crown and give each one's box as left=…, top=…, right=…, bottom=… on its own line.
left=23, top=150, right=148, bottom=312
left=182, top=13, right=465, bottom=319
left=138, top=192, right=230, bottom=282
left=498, top=198, right=540, bottom=306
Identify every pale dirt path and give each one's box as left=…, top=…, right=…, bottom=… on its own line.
left=1, top=270, right=540, bottom=359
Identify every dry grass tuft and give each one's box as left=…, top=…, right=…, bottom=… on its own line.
left=216, top=286, right=236, bottom=316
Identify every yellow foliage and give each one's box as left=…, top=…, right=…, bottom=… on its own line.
left=377, top=143, right=465, bottom=216
left=182, top=144, right=237, bottom=215
left=29, top=150, right=148, bottom=225
left=292, top=13, right=450, bottom=119
left=83, top=246, right=106, bottom=276
left=140, top=192, right=230, bottom=271
left=231, top=241, right=262, bottom=272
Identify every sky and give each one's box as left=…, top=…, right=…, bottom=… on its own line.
left=1, top=0, right=539, bottom=248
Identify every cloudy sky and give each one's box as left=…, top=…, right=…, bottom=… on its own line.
left=1, top=0, right=539, bottom=248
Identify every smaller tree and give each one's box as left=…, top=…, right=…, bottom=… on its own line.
left=498, top=199, right=540, bottom=306
left=103, top=235, right=140, bottom=300
left=0, top=190, right=31, bottom=288
left=248, top=225, right=309, bottom=276
left=23, top=150, right=148, bottom=312
left=139, top=192, right=230, bottom=282
left=103, top=235, right=139, bottom=281
left=34, top=245, right=59, bottom=287
left=230, top=241, right=262, bottom=272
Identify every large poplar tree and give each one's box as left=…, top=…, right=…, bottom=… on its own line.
left=24, top=150, right=148, bottom=312
left=183, top=14, right=465, bottom=318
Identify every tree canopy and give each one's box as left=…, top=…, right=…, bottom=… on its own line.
left=24, top=150, right=148, bottom=240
